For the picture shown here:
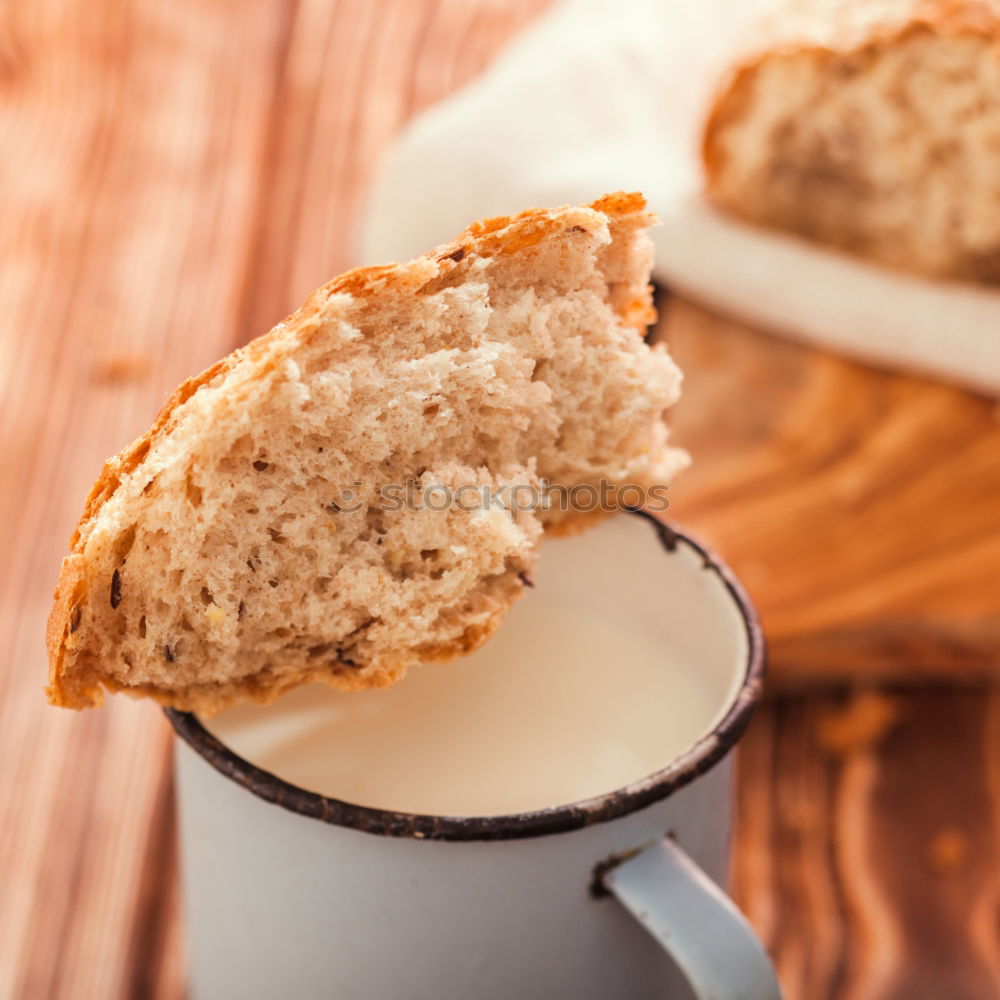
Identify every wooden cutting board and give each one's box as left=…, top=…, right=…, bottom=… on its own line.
left=733, top=686, right=1000, bottom=998
left=658, top=295, right=1000, bottom=689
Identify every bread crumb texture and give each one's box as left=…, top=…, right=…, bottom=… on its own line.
left=46, top=192, right=686, bottom=715
left=703, top=0, right=1000, bottom=282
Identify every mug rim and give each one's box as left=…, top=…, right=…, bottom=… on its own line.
left=166, top=510, right=765, bottom=842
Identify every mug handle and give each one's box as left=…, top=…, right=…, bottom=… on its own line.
left=602, top=836, right=783, bottom=1000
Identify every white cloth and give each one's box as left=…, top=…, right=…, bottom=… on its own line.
left=361, top=0, right=1000, bottom=396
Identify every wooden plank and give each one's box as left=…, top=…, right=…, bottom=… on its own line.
left=0, top=1, right=293, bottom=997
left=0, top=1, right=550, bottom=996
left=662, top=299, right=1000, bottom=688
left=733, top=688, right=1000, bottom=999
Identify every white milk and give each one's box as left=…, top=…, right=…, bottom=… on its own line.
left=207, top=517, right=746, bottom=817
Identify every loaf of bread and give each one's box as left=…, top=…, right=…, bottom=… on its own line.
left=46, top=193, right=687, bottom=715
left=702, top=0, right=1000, bottom=283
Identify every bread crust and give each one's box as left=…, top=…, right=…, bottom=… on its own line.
left=705, top=0, right=1000, bottom=173
left=46, top=192, right=656, bottom=715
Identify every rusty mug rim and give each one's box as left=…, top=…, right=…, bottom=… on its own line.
left=166, top=510, right=765, bottom=842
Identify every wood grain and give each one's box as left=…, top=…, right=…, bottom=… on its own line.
left=662, top=299, right=1000, bottom=688
left=0, top=1, right=547, bottom=996
left=0, top=2, right=291, bottom=996
left=734, top=688, right=1000, bottom=1000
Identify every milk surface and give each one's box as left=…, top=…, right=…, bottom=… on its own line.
left=209, top=596, right=726, bottom=816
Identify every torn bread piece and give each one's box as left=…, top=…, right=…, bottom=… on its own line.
left=703, top=0, right=1000, bottom=283
left=46, top=192, right=687, bottom=715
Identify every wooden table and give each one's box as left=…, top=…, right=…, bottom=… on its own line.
left=2, top=2, right=997, bottom=997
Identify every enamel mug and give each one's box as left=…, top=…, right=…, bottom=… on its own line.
left=168, top=512, right=782, bottom=999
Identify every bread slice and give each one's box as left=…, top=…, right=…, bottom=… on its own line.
left=702, top=0, right=1000, bottom=283
left=46, top=192, right=687, bottom=716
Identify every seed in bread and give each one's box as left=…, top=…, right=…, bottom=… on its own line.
left=703, top=0, right=1000, bottom=283
left=46, top=192, right=687, bottom=716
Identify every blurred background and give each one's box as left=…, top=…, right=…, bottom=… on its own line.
left=2, top=1, right=999, bottom=997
